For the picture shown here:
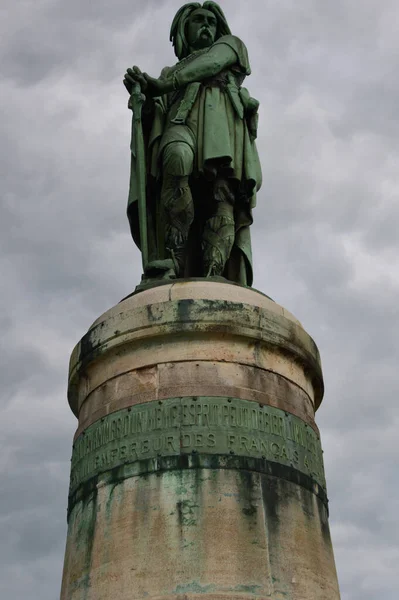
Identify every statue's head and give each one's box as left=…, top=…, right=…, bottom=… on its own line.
left=170, top=2, right=231, bottom=60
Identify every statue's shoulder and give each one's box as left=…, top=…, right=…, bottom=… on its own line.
left=215, top=34, right=247, bottom=50
left=214, top=35, right=251, bottom=76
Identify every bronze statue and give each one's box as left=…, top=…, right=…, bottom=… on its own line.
left=124, top=2, right=262, bottom=286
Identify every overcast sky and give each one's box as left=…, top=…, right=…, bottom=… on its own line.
left=1, top=0, right=398, bottom=598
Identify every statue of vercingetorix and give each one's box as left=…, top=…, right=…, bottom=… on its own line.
left=124, top=2, right=262, bottom=286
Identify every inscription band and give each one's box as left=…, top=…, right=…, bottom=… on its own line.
left=70, top=397, right=326, bottom=495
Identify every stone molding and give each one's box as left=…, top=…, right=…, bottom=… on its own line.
left=68, top=281, right=324, bottom=423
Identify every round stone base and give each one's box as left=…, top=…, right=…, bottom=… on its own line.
left=61, top=280, right=340, bottom=600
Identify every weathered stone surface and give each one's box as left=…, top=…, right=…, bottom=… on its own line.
left=75, top=361, right=317, bottom=438
left=61, top=280, right=340, bottom=599
left=69, top=281, right=323, bottom=423
left=62, top=470, right=339, bottom=600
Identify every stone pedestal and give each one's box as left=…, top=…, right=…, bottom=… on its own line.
left=61, top=280, right=340, bottom=600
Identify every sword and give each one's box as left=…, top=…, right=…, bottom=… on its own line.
left=128, top=82, right=148, bottom=271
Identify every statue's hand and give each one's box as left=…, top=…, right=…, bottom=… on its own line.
left=123, top=66, right=147, bottom=94
left=142, top=74, right=170, bottom=97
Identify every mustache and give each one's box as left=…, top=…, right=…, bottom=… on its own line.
left=197, top=26, right=212, bottom=38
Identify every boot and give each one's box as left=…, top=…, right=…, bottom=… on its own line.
left=201, top=215, right=235, bottom=277
left=165, top=225, right=187, bottom=277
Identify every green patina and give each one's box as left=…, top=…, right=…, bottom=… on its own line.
left=172, top=581, right=264, bottom=595
left=233, top=584, right=264, bottom=594
left=68, top=454, right=329, bottom=519
left=69, top=397, right=326, bottom=500
left=177, top=498, right=199, bottom=527
left=173, top=580, right=216, bottom=594
left=123, top=2, right=262, bottom=286
left=69, top=295, right=324, bottom=417
left=67, top=492, right=97, bottom=599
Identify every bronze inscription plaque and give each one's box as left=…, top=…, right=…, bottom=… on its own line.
left=70, top=397, right=326, bottom=494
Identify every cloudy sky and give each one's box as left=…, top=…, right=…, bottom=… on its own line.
left=1, top=0, right=398, bottom=598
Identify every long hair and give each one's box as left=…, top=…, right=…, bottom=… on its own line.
left=170, top=2, right=231, bottom=60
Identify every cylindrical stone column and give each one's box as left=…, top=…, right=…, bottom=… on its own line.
left=61, top=280, right=340, bottom=600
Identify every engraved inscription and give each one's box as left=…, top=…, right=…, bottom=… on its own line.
left=70, top=398, right=326, bottom=494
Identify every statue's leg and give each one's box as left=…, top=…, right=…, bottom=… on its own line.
left=162, top=142, right=194, bottom=277
left=202, top=178, right=236, bottom=278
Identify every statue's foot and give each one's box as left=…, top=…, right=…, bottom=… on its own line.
left=202, top=214, right=235, bottom=278
left=142, top=259, right=177, bottom=282
left=205, top=263, right=220, bottom=278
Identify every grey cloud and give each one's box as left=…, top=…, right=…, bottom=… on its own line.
left=1, top=1, right=398, bottom=598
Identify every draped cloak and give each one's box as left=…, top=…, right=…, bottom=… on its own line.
left=127, top=34, right=262, bottom=286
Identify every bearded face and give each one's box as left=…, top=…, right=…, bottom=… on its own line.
left=186, top=8, right=218, bottom=51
